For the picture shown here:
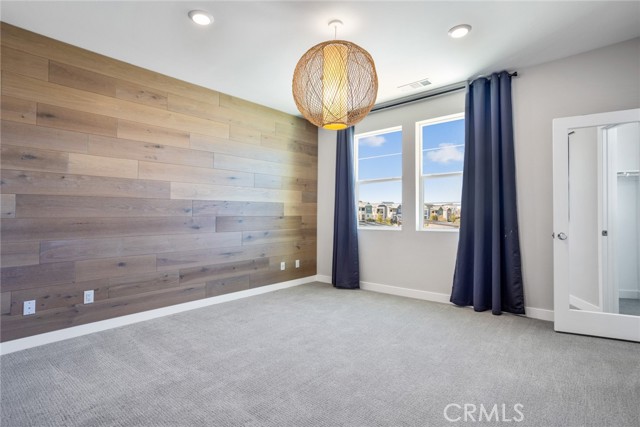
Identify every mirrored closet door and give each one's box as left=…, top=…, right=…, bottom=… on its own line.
left=553, top=108, right=640, bottom=342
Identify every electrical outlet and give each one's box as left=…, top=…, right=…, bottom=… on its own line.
left=295, top=259, right=300, bottom=268
left=84, top=290, right=94, bottom=304
left=23, top=300, right=36, bottom=316
left=280, top=261, right=286, bottom=271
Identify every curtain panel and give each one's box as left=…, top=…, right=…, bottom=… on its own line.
left=332, top=127, right=360, bottom=289
left=450, top=71, right=525, bottom=315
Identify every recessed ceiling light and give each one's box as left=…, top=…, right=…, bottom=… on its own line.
left=448, top=24, right=472, bottom=39
left=189, top=10, right=213, bottom=26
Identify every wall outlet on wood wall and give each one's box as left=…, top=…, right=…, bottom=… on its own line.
left=84, top=290, right=94, bottom=304
left=23, top=301, right=36, bottom=316
left=280, top=262, right=286, bottom=271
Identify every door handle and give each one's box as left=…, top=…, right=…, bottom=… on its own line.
left=557, top=232, right=568, bottom=240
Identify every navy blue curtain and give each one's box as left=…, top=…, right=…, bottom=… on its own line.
left=332, top=127, right=360, bottom=289
left=450, top=71, right=525, bottom=315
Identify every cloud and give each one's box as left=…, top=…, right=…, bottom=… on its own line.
left=426, top=143, right=464, bottom=164
left=359, top=135, right=386, bottom=147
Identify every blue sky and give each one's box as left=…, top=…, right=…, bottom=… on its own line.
left=356, top=118, right=465, bottom=204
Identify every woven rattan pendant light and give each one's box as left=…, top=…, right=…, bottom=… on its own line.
left=292, top=20, right=378, bottom=130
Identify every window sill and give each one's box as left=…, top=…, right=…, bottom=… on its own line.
left=418, top=228, right=460, bottom=233
left=357, top=227, right=403, bottom=232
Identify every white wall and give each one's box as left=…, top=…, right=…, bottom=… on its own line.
left=318, top=37, right=640, bottom=312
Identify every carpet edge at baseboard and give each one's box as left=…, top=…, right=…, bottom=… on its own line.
left=315, top=275, right=554, bottom=322
left=0, top=275, right=317, bottom=356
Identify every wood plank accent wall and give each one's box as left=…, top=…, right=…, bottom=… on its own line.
left=0, top=23, right=318, bottom=342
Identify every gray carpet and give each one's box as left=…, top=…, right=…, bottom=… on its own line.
left=1, top=282, right=639, bottom=427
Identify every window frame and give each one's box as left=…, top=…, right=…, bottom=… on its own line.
left=354, top=125, right=403, bottom=231
left=416, top=113, right=465, bottom=232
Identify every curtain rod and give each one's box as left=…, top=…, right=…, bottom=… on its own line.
left=371, top=71, right=518, bottom=113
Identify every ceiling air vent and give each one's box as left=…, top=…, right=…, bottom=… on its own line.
left=398, top=78, right=431, bottom=91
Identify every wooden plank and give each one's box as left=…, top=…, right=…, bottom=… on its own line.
left=192, top=200, right=284, bottom=217
left=214, top=153, right=316, bottom=179
left=219, top=93, right=306, bottom=129
left=15, top=195, right=192, bottom=218
left=301, top=215, right=317, bottom=230
left=261, top=133, right=318, bottom=157
left=1, top=170, right=170, bottom=199
left=138, top=161, right=253, bottom=188
left=1, top=95, right=36, bottom=124
left=49, top=61, right=116, bottom=97
left=254, top=174, right=281, bottom=189
left=302, top=191, right=317, bottom=203
left=212, top=105, right=276, bottom=133
left=253, top=256, right=317, bottom=284
left=0, top=262, right=75, bottom=292
left=0, top=45, right=48, bottom=80
left=229, top=125, right=261, bottom=145
left=9, top=279, right=108, bottom=315
left=87, top=134, right=212, bottom=168
left=284, top=203, right=317, bottom=217
left=0, top=241, right=40, bottom=267
left=205, top=274, right=254, bottom=298
left=190, top=133, right=313, bottom=166
left=40, top=232, right=241, bottom=263
left=1, top=194, right=16, bottom=218
left=1, top=216, right=216, bottom=242
left=242, top=228, right=315, bottom=246
left=1, top=292, right=11, bottom=315
left=2, top=71, right=229, bottom=139
left=269, top=252, right=317, bottom=267
left=216, top=216, right=302, bottom=232
left=1, top=306, right=75, bottom=341
left=281, top=176, right=317, bottom=191
left=179, top=258, right=269, bottom=286
left=275, top=122, right=317, bottom=145
left=167, top=93, right=219, bottom=121
left=170, top=182, right=301, bottom=204
left=37, top=103, right=117, bottom=137
left=115, top=79, right=168, bottom=109
left=1, top=120, right=88, bottom=154
left=0, top=284, right=205, bottom=341
left=117, top=119, right=190, bottom=149
left=1, top=23, right=220, bottom=105
left=107, top=271, right=180, bottom=299
left=156, top=242, right=297, bottom=271
left=67, top=153, right=138, bottom=179
left=0, top=144, right=69, bottom=174
left=75, top=254, right=157, bottom=281
left=74, top=284, right=206, bottom=325
left=250, top=267, right=311, bottom=288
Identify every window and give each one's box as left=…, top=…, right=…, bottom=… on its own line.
left=417, top=113, right=465, bottom=230
left=355, top=127, right=402, bottom=229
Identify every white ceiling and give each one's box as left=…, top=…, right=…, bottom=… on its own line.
left=2, top=1, right=639, bottom=116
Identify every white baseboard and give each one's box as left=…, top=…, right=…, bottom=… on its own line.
left=569, top=294, right=602, bottom=312
left=524, top=307, right=554, bottom=322
left=338, top=279, right=555, bottom=322
left=360, top=281, right=451, bottom=304
left=0, top=276, right=316, bottom=356
left=316, top=274, right=331, bottom=284
left=619, top=289, right=640, bottom=299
